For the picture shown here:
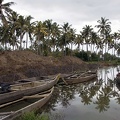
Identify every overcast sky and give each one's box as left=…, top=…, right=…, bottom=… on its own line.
left=5, top=0, right=120, bottom=33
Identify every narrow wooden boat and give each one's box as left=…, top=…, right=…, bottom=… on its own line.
left=60, top=72, right=97, bottom=84
left=0, top=74, right=60, bottom=105
left=0, top=87, right=54, bottom=120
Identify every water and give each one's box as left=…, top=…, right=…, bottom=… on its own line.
left=39, top=66, right=120, bottom=120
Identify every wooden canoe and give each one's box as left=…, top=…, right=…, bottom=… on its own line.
left=0, top=74, right=60, bottom=105
left=61, top=72, right=97, bottom=84
left=0, top=87, right=54, bottom=120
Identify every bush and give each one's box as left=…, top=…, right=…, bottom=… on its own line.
left=17, top=112, right=49, bottom=120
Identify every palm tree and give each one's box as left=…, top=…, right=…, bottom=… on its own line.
left=75, top=33, right=83, bottom=51
left=61, top=22, right=71, bottom=56
left=43, top=19, right=52, bottom=52
left=95, top=17, right=111, bottom=60
left=16, top=15, right=27, bottom=50
left=0, top=24, right=10, bottom=49
left=82, top=25, right=93, bottom=52
left=33, top=21, right=47, bottom=55
left=24, top=15, right=35, bottom=49
left=7, top=11, right=20, bottom=50
left=50, top=22, right=60, bottom=52
left=91, top=31, right=99, bottom=52
left=68, top=28, right=76, bottom=54
left=44, top=19, right=52, bottom=40
left=96, top=17, right=111, bottom=36
left=0, top=0, right=14, bottom=26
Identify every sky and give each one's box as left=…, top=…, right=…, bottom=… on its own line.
left=4, top=0, right=120, bottom=33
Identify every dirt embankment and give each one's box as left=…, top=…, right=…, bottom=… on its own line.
left=0, top=50, right=98, bottom=83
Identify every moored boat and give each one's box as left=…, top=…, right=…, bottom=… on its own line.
left=0, top=87, right=54, bottom=120
left=0, top=74, right=60, bottom=105
left=60, top=72, right=97, bottom=85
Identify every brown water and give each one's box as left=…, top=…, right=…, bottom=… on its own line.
left=39, top=66, right=120, bottom=120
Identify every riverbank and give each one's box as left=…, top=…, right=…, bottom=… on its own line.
left=0, top=50, right=100, bottom=82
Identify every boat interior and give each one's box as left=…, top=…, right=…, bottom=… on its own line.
left=10, top=81, right=45, bottom=91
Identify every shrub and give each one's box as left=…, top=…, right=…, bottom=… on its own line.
left=17, top=112, right=49, bottom=120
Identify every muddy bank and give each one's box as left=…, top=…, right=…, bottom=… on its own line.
left=0, top=51, right=99, bottom=82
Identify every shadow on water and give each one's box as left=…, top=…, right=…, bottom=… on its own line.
left=37, top=66, right=120, bottom=120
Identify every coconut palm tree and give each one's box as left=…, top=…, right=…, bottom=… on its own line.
left=91, top=31, right=99, bottom=52
left=95, top=17, right=111, bottom=60
left=43, top=19, right=60, bottom=53
left=75, top=33, right=83, bottom=51
left=0, top=0, right=14, bottom=25
left=50, top=22, right=60, bottom=52
left=7, top=11, right=20, bottom=50
left=82, top=25, right=93, bottom=52
left=61, top=22, right=71, bottom=56
left=16, top=15, right=27, bottom=50
left=24, top=15, right=35, bottom=49
left=33, top=21, right=47, bottom=55
left=68, top=28, right=76, bottom=55
left=96, top=17, right=111, bottom=36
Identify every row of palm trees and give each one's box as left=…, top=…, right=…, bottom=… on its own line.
left=0, top=0, right=120, bottom=57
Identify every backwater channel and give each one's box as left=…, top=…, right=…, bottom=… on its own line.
left=39, top=66, right=120, bottom=120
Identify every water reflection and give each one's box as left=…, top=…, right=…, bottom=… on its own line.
left=38, top=66, right=120, bottom=120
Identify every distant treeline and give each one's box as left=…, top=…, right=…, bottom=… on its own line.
left=1, top=1, right=120, bottom=61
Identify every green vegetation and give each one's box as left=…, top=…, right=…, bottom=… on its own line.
left=16, top=112, right=49, bottom=120
left=0, top=0, right=120, bottom=63
left=74, top=50, right=120, bottom=62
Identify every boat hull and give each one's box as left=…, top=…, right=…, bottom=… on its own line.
left=0, top=75, right=59, bottom=105
left=0, top=87, right=54, bottom=120
left=65, top=74, right=97, bottom=84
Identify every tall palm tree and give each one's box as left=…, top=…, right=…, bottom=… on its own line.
left=33, top=21, right=47, bottom=55
left=61, top=22, right=71, bottom=56
left=95, top=17, right=111, bottom=59
left=0, top=0, right=14, bottom=25
left=50, top=22, right=60, bottom=52
left=16, top=15, right=27, bottom=50
left=96, top=17, right=111, bottom=36
left=43, top=19, right=53, bottom=54
left=75, top=33, right=83, bottom=51
left=82, top=25, right=93, bottom=52
left=91, top=31, right=99, bottom=52
left=68, top=28, right=76, bottom=54
left=7, top=11, right=20, bottom=50
left=44, top=19, right=52, bottom=40
left=24, top=15, right=35, bottom=49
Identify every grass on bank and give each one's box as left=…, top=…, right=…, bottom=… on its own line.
left=15, top=112, right=49, bottom=120
left=15, top=111, right=65, bottom=120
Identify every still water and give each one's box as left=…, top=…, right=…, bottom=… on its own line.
left=39, top=66, right=120, bottom=120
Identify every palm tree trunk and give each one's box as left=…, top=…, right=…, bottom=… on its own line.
left=26, top=33, right=28, bottom=49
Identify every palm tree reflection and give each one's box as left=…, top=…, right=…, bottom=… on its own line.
left=38, top=67, right=120, bottom=114
left=94, top=85, right=112, bottom=112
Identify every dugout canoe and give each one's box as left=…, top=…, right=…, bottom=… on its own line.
left=0, top=87, right=54, bottom=120
left=61, top=72, right=97, bottom=85
left=0, top=74, right=60, bottom=105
